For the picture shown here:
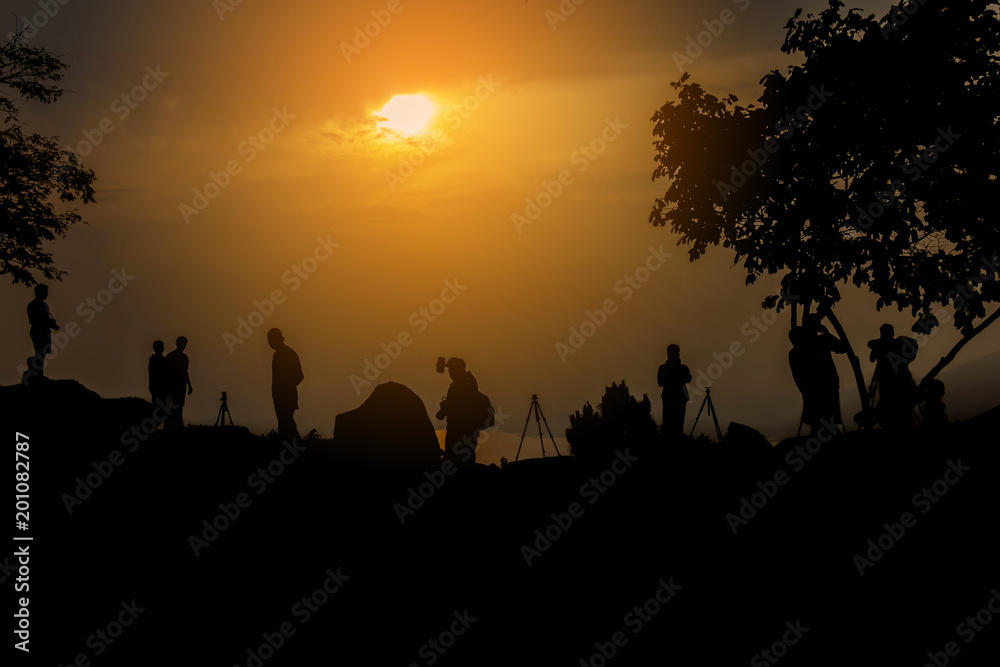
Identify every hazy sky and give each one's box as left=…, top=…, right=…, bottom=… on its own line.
left=3, top=0, right=998, bottom=452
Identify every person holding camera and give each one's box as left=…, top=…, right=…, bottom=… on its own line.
left=657, top=344, right=692, bottom=439
left=867, top=323, right=918, bottom=429
left=791, top=312, right=847, bottom=433
left=26, top=284, right=59, bottom=383
left=436, top=357, right=483, bottom=465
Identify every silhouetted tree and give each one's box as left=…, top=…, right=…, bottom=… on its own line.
left=650, top=0, right=1000, bottom=412
left=1, top=26, right=96, bottom=286
left=566, top=380, right=657, bottom=461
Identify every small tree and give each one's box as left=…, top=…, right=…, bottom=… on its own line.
left=1, top=26, right=96, bottom=286
left=650, top=0, right=1000, bottom=414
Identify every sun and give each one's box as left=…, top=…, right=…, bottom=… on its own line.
left=375, top=94, right=435, bottom=136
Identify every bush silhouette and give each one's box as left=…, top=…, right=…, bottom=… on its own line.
left=566, top=380, right=657, bottom=461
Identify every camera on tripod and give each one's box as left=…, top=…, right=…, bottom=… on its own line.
left=215, top=390, right=233, bottom=427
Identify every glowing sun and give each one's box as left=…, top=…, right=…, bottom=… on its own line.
left=375, top=94, right=435, bottom=135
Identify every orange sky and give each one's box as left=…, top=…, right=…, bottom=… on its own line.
left=3, top=0, right=998, bottom=446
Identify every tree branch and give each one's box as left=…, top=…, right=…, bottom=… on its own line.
left=918, top=306, right=1000, bottom=390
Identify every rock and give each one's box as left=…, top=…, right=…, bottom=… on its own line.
left=333, top=382, right=440, bottom=466
left=722, top=422, right=773, bottom=455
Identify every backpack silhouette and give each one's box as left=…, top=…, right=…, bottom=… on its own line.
left=473, top=390, right=495, bottom=429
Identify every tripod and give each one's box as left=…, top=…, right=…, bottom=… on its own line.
left=689, top=387, right=724, bottom=442
left=215, top=391, right=234, bottom=427
left=866, top=374, right=880, bottom=409
left=515, top=394, right=561, bottom=462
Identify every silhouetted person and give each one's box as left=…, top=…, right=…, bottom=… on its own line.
left=921, top=379, right=949, bottom=428
left=657, top=344, right=691, bottom=438
left=165, top=336, right=192, bottom=429
left=868, top=323, right=918, bottom=428
left=790, top=313, right=847, bottom=432
left=26, top=284, right=59, bottom=382
left=435, top=357, right=484, bottom=465
left=148, top=340, right=169, bottom=427
left=267, top=328, right=304, bottom=442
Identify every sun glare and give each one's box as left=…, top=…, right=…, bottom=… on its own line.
left=375, top=94, right=435, bottom=135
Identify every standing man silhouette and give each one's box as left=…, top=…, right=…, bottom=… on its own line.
left=267, top=328, right=304, bottom=442
left=26, top=284, right=59, bottom=382
left=148, top=340, right=169, bottom=426
left=657, top=344, right=692, bottom=438
left=165, top=336, right=193, bottom=429
left=436, top=357, right=482, bottom=465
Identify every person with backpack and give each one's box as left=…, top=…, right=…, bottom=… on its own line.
left=435, top=357, right=492, bottom=466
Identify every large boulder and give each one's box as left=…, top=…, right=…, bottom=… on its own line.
left=332, top=382, right=440, bottom=466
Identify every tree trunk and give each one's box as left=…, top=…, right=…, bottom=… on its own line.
left=824, top=309, right=872, bottom=431
left=918, top=306, right=1000, bottom=391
